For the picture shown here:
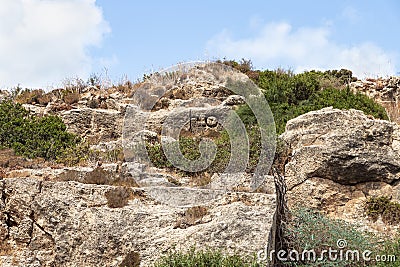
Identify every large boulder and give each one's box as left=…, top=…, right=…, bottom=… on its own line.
left=282, top=107, right=400, bottom=189
left=282, top=107, right=400, bottom=234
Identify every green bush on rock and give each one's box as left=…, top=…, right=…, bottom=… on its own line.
left=234, top=66, right=389, bottom=135
left=0, top=100, right=79, bottom=160
left=285, top=208, right=375, bottom=266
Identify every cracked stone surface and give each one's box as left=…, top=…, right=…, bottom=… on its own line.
left=0, top=178, right=275, bottom=266
left=282, top=107, right=400, bottom=189
left=351, top=77, right=400, bottom=124
left=281, top=107, right=400, bottom=235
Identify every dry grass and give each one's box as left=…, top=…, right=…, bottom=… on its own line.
left=56, top=166, right=139, bottom=188
left=37, top=93, right=53, bottom=105
left=63, top=91, right=80, bottom=105
left=119, top=251, right=141, bottom=267
left=189, top=172, right=212, bottom=187
left=84, top=167, right=113, bottom=184
left=0, top=149, right=45, bottom=170
left=14, top=89, right=54, bottom=106
left=105, top=187, right=145, bottom=208
left=49, top=102, right=73, bottom=112
left=0, top=242, right=12, bottom=256
left=57, top=144, right=125, bottom=167
left=15, top=89, right=44, bottom=104
left=119, top=251, right=140, bottom=267
left=110, top=80, right=139, bottom=96
left=184, top=206, right=208, bottom=224
left=174, top=206, right=208, bottom=229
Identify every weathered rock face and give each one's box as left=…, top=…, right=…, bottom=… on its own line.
left=0, top=178, right=275, bottom=267
left=282, top=107, right=400, bottom=189
left=61, top=108, right=125, bottom=143
left=351, top=76, right=400, bottom=123
left=282, top=107, right=400, bottom=234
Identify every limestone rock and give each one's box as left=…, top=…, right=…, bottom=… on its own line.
left=288, top=177, right=400, bottom=235
left=351, top=77, right=400, bottom=123
left=61, top=108, right=124, bottom=143
left=222, top=95, right=245, bottom=106
left=282, top=107, right=400, bottom=189
left=282, top=107, right=400, bottom=235
left=0, top=178, right=275, bottom=267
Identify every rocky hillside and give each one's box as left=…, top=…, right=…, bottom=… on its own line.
left=351, top=77, right=400, bottom=124
left=0, top=63, right=277, bottom=266
left=0, top=62, right=400, bottom=266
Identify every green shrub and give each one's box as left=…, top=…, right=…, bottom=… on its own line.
left=146, top=133, right=236, bottom=176
left=285, top=208, right=375, bottom=266
left=308, top=87, right=388, bottom=119
left=236, top=72, right=388, bottom=135
left=153, top=247, right=260, bottom=267
left=146, top=142, right=173, bottom=169
left=57, top=142, right=124, bottom=166
left=0, top=101, right=79, bottom=160
left=56, top=142, right=91, bottom=166
left=365, top=196, right=400, bottom=224
left=218, top=62, right=388, bottom=135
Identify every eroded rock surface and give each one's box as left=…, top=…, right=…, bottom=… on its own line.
left=282, top=107, right=400, bottom=189
left=282, top=107, right=400, bottom=234
left=61, top=108, right=124, bottom=143
left=351, top=77, right=400, bottom=123
left=0, top=178, right=275, bottom=267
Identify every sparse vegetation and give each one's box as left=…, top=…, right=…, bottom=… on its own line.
left=153, top=247, right=260, bottom=267
left=0, top=61, right=397, bottom=266
left=365, top=196, right=400, bottom=225
left=284, top=208, right=376, bottom=266
left=56, top=142, right=92, bottom=166
left=146, top=134, right=231, bottom=179
left=57, top=142, right=124, bottom=166
left=105, top=186, right=132, bottom=208
left=174, top=206, right=208, bottom=228
left=281, top=207, right=400, bottom=266
left=376, top=238, right=400, bottom=267
left=120, top=251, right=141, bottom=267
left=62, top=89, right=81, bottom=105
left=15, top=88, right=45, bottom=104
left=146, top=61, right=389, bottom=179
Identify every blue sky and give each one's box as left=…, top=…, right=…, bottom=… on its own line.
left=0, top=0, right=399, bottom=88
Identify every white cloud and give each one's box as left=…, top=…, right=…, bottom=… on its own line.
left=0, top=0, right=110, bottom=89
left=207, top=22, right=396, bottom=78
